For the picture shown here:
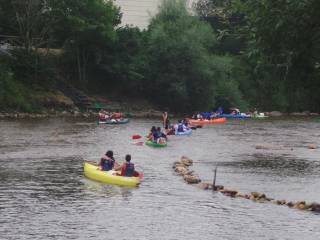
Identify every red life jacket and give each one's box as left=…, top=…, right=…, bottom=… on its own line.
left=113, top=112, right=122, bottom=119
left=121, top=162, right=135, bottom=177
left=99, top=113, right=106, bottom=121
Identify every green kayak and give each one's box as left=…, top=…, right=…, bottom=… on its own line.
left=145, top=140, right=167, bottom=148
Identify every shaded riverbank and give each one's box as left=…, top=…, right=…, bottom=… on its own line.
left=1, top=110, right=320, bottom=120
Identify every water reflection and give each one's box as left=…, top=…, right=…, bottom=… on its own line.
left=220, top=153, right=320, bottom=177
left=82, top=179, right=134, bottom=199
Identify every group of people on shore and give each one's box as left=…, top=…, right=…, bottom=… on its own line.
left=99, top=150, right=138, bottom=177
left=98, top=110, right=122, bottom=122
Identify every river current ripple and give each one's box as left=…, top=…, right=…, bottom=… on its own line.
left=0, top=118, right=319, bottom=240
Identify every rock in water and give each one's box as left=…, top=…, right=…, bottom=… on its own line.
left=184, top=175, right=201, bottom=184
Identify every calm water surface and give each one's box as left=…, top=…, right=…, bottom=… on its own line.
left=0, top=117, right=319, bottom=240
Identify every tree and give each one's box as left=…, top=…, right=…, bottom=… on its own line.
left=145, top=0, right=218, bottom=111
left=145, top=0, right=246, bottom=112
left=50, top=0, right=121, bottom=86
left=0, top=0, right=55, bottom=52
left=233, top=0, right=320, bottom=111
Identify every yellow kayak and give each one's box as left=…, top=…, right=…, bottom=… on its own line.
left=83, top=162, right=141, bottom=187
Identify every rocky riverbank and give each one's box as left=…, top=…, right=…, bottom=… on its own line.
left=1, top=109, right=320, bottom=120
left=0, top=109, right=168, bottom=119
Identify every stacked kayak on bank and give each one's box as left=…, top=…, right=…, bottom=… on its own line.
left=83, top=161, right=142, bottom=187
left=189, top=117, right=226, bottom=125
left=145, top=140, right=167, bottom=148
left=99, top=118, right=130, bottom=124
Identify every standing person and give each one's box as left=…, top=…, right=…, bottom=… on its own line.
left=164, top=117, right=170, bottom=130
left=99, top=150, right=116, bottom=171
left=115, top=154, right=135, bottom=177
left=162, top=112, right=168, bottom=128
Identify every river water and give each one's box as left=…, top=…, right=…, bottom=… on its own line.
left=0, top=117, right=319, bottom=240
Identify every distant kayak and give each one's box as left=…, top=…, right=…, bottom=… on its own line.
left=215, top=114, right=251, bottom=119
left=99, top=118, right=130, bottom=124
left=83, top=161, right=141, bottom=187
left=251, top=114, right=269, bottom=119
left=175, top=129, right=192, bottom=136
left=189, top=118, right=226, bottom=125
left=145, top=140, right=167, bottom=148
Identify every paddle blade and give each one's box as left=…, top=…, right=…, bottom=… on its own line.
left=132, top=135, right=142, bottom=140
left=191, top=126, right=197, bottom=130
left=133, top=142, right=144, bottom=146
left=138, top=172, right=144, bottom=180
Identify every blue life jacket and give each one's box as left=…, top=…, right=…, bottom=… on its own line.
left=125, top=163, right=135, bottom=177
left=216, top=107, right=223, bottom=114
left=101, top=156, right=114, bottom=171
left=201, top=112, right=211, bottom=119
left=153, top=132, right=159, bottom=141
left=177, top=124, right=184, bottom=132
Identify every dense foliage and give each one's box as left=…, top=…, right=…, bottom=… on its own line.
left=0, top=0, right=319, bottom=112
left=196, top=0, right=320, bottom=112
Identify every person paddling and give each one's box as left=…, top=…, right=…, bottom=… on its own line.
left=115, top=154, right=135, bottom=177
left=147, top=126, right=157, bottom=141
left=177, top=120, right=185, bottom=133
left=99, top=150, right=116, bottom=171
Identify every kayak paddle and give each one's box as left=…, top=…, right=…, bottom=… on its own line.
left=132, top=135, right=142, bottom=140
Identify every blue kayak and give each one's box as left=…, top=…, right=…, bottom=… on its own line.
left=175, top=129, right=192, bottom=136
left=215, top=114, right=251, bottom=119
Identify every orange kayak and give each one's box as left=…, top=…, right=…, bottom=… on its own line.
left=188, top=118, right=226, bottom=125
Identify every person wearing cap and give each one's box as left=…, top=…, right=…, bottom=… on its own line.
left=99, top=150, right=116, bottom=171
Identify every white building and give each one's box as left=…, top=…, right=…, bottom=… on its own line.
left=114, top=0, right=196, bottom=29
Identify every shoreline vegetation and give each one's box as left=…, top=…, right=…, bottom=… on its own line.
left=0, top=89, right=319, bottom=119
left=1, top=0, right=319, bottom=114
left=0, top=109, right=319, bottom=119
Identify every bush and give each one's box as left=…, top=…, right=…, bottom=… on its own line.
left=0, top=63, right=32, bottom=111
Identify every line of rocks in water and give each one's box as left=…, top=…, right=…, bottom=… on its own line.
left=173, top=156, right=320, bottom=213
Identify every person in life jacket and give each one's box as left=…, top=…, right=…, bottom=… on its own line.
left=115, top=154, right=135, bottom=177
left=166, top=125, right=175, bottom=135
left=153, top=127, right=166, bottom=143
left=216, top=107, right=223, bottom=115
left=147, top=126, right=157, bottom=141
left=156, top=127, right=167, bottom=139
left=99, top=150, right=116, bottom=171
left=177, top=120, right=185, bottom=132
left=99, top=110, right=108, bottom=121
left=112, top=112, right=122, bottom=119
